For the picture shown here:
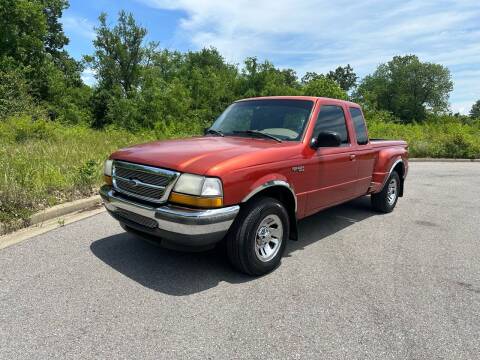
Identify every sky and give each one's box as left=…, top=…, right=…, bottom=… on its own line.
left=62, top=0, right=480, bottom=114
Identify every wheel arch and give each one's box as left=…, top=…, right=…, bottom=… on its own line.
left=242, top=181, right=298, bottom=241
left=392, top=160, right=405, bottom=197
left=377, top=158, right=405, bottom=197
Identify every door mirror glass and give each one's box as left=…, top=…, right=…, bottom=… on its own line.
left=312, top=131, right=342, bottom=148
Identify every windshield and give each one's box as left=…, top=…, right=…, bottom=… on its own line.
left=210, top=99, right=314, bottom=141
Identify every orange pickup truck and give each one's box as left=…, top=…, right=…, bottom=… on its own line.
left=100, top=96, right=408, bottom=275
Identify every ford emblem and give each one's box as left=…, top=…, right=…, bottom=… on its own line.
left=127, top=178, right=141, bottom=187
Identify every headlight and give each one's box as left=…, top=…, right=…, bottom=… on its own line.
left=104, top=159, right=113, bottom=176
left=173, top=174, right=205, bottom=196
left=173, top=174, right=223, bottom=197
left=103, top=159, right=113, bottom=185
left=170, top=174, right=223, bottom=208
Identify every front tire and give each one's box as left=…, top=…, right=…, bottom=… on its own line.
left=371, top=171, right=400, bottom=213
left=226, top=197, right=289, bottom=276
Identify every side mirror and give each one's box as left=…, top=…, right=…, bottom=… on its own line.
left=312, top=131, right=342, bottom=148
left=203, top=127, right=210, bottom=135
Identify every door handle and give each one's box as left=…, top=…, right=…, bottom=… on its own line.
left=350, top=154, right=356, bottom=161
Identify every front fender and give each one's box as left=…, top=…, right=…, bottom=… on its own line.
left=242, top=174, right=297, bottom=211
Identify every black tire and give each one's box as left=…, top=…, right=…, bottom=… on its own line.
left=226, top=197, right=289, bottom=276
left=371, top=171, right=400, bottom=213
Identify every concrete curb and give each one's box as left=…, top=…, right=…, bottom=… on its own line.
left=0, top=195, right=102, bottom=236
left=29, top=195, right=102, bottom=225
left=409, top=158, right=479, bottom=162
left=0, top=207, right=106, bottom=251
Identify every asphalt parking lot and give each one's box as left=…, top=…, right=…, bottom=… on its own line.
left=1, top=162, right=479, bottom=359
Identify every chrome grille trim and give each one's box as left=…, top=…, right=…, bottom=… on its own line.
left=114, top=175, right=166, bottom=190
left=112, top=160, right=180, bottom=203
left=114, top=166, right=171, bottom=187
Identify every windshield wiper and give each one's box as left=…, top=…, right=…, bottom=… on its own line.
left=233, top=130, right=282, bottom=143
left=205, top=128, right=224, bottom=137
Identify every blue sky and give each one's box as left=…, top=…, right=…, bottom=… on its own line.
left=63, top=0, right=480, bottom=114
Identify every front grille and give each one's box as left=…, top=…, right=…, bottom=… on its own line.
left=115, top=167, right=170, bottom=187
left=115, top=178, right=165, bottom=200
left=114, top=208, right=158, bottom=228
left=112, top=161, right=180, bottom=203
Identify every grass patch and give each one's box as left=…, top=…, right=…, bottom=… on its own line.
left=0, top=117, right=166, bottom=228
left=1, top=114, right=479, bottom=231
left=367, top=112, right=480, bottom=158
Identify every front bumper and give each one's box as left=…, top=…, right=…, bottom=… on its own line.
left=100, top=185, right=239, bottom=247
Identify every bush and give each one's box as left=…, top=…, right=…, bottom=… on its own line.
left=0, top=67, right=46, bottom=119
left=0, top=116, right=158, bottom=228
left=76, top=159, right=99, bottom=188
left=14, top=118, right=57, bottom=143
left=366, top=110, right=480, bottom=158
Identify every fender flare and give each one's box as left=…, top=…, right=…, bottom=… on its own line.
left=380, top=158, right=405, bottom=189
left=241, top=180, right=297, bottom=213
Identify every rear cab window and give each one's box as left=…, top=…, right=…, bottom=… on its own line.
left=349, top=107, right=368, bottom=145
left=312, top=105, right=350, bottom=146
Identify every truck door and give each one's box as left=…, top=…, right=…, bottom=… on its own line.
left=304, top=104, right=358, bottom=214
left=348, top=107, right=376, bottom=197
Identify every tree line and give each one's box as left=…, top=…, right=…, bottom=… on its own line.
left=1, top=1, right=478, bottom=133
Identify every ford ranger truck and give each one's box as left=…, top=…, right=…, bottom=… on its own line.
left=100, top=96, right=408, bottom=275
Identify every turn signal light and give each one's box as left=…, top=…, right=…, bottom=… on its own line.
left=104, top=175, right=113, bottom=185
left=169, top=192, right=223, bottom=208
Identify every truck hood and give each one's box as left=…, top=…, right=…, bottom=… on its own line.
left=110, top=136, right=303, bottom=175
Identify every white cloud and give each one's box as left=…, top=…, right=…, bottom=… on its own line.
left=451, top=101, right=474, bottom=115
left=62, top=15, right=96, bottom=40
left=81, top=68, right=96, bottom=87
left=141, top=0, right=479, bottom=113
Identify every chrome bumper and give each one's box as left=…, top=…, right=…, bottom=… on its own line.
left=100, top=185, right=239, bottom=247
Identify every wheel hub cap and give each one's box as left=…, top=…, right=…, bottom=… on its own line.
left=387, top=178, right=398, bottom=205
left=254, top=215, right=283, bottom=262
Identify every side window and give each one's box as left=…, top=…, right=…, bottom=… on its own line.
left=349, top=107, right=368, bottom=145
left=312, top=105, right=349, bottom=145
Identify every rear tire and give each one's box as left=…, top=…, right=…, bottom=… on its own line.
left=371, top=171, right=400, bottom=213
left=226, top=197, right=289, bottom=276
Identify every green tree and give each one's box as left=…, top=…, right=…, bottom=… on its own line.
left=355, top=55, right=453, bottom=122
left=302, top=75, right=347, bottom=100
left=41, top=0, right=69, bottom=57
left=86, top=11, right=147, bottom=96
left=180, top=48, right=238, bottom=120
left=301, top=71, right=322, bottom=84
left=470, top=100, right=480, bottom=119
left=144, top=47, right=240, bottom=129
left=86, top=11, right=148, bottom=127
left=238, top=57, right=301, bottom=97
left=0, top=0, right=83, bottom=116
left=0, top=0, right=46, bottom=66
left=326, top=64, right=357, bottom=91
left=0, top=66, right=39, bottom=118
